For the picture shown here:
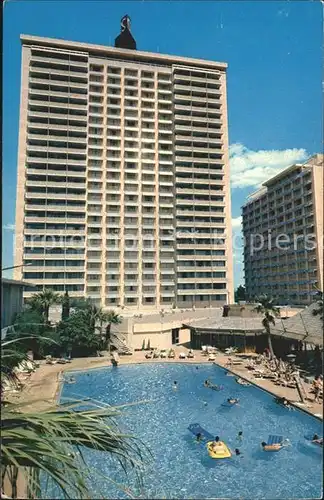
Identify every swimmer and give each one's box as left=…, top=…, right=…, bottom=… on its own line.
left=173, top=381, right=178, bottom=390
left=211, top=436, right=221, bottom=451
left=227, top=398, right=239, bottom=405
left=311, top=435, right=323, bottom=446
left=204, top=380, right=210, bottom=387
left=236, top=431, right=243, bottom=443
left=195, top=432, right=203, bottom=443
left=235, top=448, right=242, bottom=456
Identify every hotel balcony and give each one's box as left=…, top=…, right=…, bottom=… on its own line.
left=29, top=65, right=88, bottom=80
left=31, top=54, right=88, bottom=67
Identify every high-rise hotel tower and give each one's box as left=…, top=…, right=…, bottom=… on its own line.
left=15, top=17, right=233, bottom=310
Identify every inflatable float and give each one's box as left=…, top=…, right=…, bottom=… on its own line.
left=188, top=423, right=214, bottom=443
left=207, top=441, right=232, bottom=459
left=262, top=435, right=284, bottom=452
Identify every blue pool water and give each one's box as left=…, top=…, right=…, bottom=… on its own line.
left=60, top=363, right=322, bottom=499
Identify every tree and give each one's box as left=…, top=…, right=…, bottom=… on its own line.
left=61, top=291, right=70, bottom=321
left=254, top=294, right=280, bottom=359
left=1, top=337, right=145, bottom=499
left=104, top=311, right=122, bottom=352
left=12, top=310, right=57, bottom=359
left=27, top=289, right=61, bottom=323
left=57, top=311, right=100, bottom=358
left=312, top=290, right=323, bottom=322
left=235, top=285, right=246, bottom=303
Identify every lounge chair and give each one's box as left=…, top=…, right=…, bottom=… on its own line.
left=145, top=351, right=153, bottom=359
left=168, top=349, right=175, bottom=358
left=160, top=349, right=167, bottom=358
left=208, top=354, right=216, bottom=361
left=153, top=349, right=160, bottom=358
left=187, top=349, right=195, bottom=359
left=179, top=352, right=186, bottom=359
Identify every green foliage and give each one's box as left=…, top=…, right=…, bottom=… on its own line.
left=12, top=309, right=58, bottom=359
left=26, top=289, right=61, bottom=323
left=254, top=294, right=280, bottom=358
left=61, top=291, right=70, bottom=321
left=1, top=337, right=146, bottom=499
left=57, top=311, right=100, bottom=358
left=312, top=290, right=323, bottom=322
left=104, top=310, right=123, bottom=347
left=234, top=285, right=246, bottom=302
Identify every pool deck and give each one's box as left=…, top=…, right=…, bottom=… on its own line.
left=8, top=347, right=323, bottom=419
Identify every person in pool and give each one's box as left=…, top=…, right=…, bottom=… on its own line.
left=195, top=432, right=203, bottom=443
left=204, top=380, right=211, bottom=387
left=227, top=398, right=239, bottom=405
left=275, top=396, right=293, bottom=410
left=261, top=441, right=283, bottom=452
left=237, top=431, right=243, bottom=443
left=235, top=448, right=242, bottom=456
left=311, top=435, right=323, bottom=446
left=173, top=381, right=178, bottom=390
left=211, top=436, right=222, bottom=451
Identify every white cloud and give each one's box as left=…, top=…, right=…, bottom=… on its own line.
left=231, top=216, right=242, bottom=230
left=3, top=223, right=15, bottom=231
left=230, top=143, right=308, bottom=189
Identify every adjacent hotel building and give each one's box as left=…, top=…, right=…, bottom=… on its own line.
left=14, top=18, right=234, bottom=310
left=242, top=154, right=323, bottom=305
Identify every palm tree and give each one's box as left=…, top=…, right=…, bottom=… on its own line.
left=254, top=294, right=280, bottom=359
left=104, top=311, right=122, bottom=352
left=312, top=290, right=323, bottom=322
left=1, top=336, right=146, bottom=499
left=27, top=289, right=61, bottom=324
left=61, top=291, right=70, bottom=321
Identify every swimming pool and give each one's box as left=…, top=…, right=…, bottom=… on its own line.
left=59, top=363, right=322, bottom=499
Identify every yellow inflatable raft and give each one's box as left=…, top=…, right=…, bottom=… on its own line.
left=207, top=441, right=232, bottom=459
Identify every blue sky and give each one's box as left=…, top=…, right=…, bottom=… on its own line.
left=2, top=0, right=323, bottom=287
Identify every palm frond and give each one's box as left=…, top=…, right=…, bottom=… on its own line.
left=1, top=401, right=148, bottom=498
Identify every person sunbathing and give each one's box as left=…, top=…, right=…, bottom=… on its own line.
left=211, top=436, right=222, bottom=450
left=261, top=441, right=283, bottom=452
